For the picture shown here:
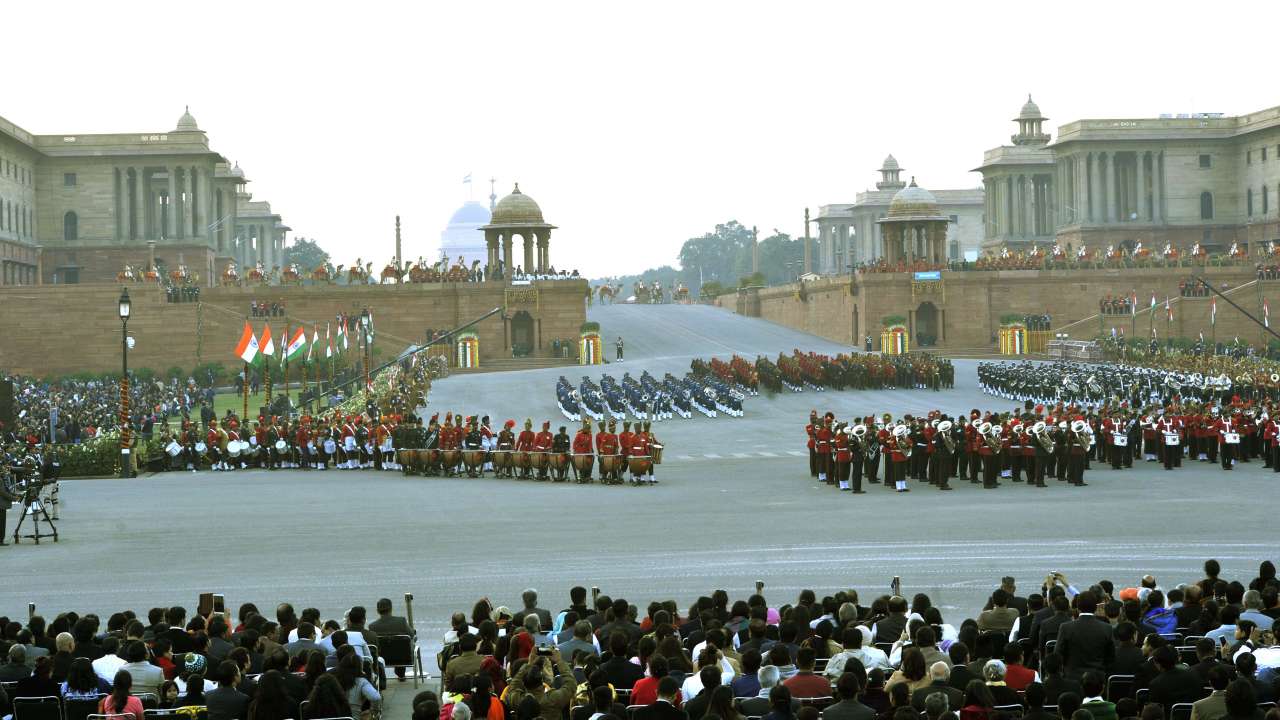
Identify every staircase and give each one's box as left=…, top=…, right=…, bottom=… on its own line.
left=452, top=356, right=579, bottom=374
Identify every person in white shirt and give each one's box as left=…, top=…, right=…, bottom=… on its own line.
left=826, top=627, right=892, bottom=678
left=681, top=647, right=735, bottom=702
left=92, top=638, right=127, bottom=682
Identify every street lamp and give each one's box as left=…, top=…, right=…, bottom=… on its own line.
left=360, top=308, right=371, bottom=393
left=118, top=287, right=132, bottom=479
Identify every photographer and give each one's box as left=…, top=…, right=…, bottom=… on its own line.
left=504, top=645, right=577, bottom=720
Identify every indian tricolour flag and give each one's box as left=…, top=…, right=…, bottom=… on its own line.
left=235, top=322, right=259, bottom=365
left=285, top=326, right=307, bottom=363
left=258, top=323, right=275, bottom=366
left=336, top=318, right=346, bottom=354
left=308, top=325, right=319, bottom=363
left=325, top=323, right=333, bottom=359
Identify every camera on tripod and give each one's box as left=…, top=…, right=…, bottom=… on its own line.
left=3, top=456, right=59, bottom=545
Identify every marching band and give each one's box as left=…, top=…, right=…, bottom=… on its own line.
left=805, top=405, right=1099, bottom=493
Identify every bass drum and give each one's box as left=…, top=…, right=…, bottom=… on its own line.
left=492, top=450, right=513, bottom=469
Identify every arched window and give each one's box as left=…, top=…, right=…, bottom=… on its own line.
left=1247, top=188, right=1254, bottom=216
left=64, top=211, right=78, bottom=241
left=1200, top=192, right=1214, bottom=220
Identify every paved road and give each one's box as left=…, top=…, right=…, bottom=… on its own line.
left=4, top=303, right=1275, bottom=673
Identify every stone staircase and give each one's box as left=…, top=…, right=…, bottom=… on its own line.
left=452, top=356, right=579, bottom=374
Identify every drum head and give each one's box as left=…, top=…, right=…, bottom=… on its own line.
left=195, top=442, right=208, bottom=453
left=275, top=440, right=287, bottom=451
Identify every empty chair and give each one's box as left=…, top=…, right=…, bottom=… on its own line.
left=13, top=696, right=62, bottom=720
left=375, top=634, right=424, bottom=688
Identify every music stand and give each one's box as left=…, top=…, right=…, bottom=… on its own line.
left=13, top=480, right=58, bottom=544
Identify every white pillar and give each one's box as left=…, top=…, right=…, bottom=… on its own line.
left=165, top=167, right=177, bottom=239
left=1135, top=152, right=1147, bottom=222
left=1107, top=153, right=1118, bottom=223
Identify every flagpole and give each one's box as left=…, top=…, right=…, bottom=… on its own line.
left=264, top=328, right=273, bottom=411
left=284, top=319, right=290, bottom=416
left=242, top=361, right=249, bottom=422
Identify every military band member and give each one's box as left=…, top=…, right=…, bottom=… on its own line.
left=1066, top=419, right=1090, bottom=486
left=480, top=415, right=495, bottom=473
left=516, top=418, right=535, bottom=480
left=572, top=419, right=594, bottom=481
left=497, top=420, right=516, bottom=479
left=930, top=419, right=954, bottom=491
left=551, top=425, right=571, bottom=481
left=533, top=420, right=554, bottom=481
left=805, top=411, right=818, bottom=479
left=815, top=414, right=833, bottom=485
left=643, top=421, right=658, bottom=485
left=465, top=417, right=484, bottom=477
left=1216, top=410, right=1240, bottom=470
left=833, top=423, right=851, bottom=492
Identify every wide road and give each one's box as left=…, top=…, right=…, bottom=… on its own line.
left=4, top=302, right=1275, bottom=669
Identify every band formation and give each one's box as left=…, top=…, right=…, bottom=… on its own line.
left=160, top=412, right=664, bottom=485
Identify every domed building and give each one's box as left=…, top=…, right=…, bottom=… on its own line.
left=875, top=177, right=952, bottom=266
left=439, top=200, right=491, bottom=268
left=480, top=183, right=556, bottom=279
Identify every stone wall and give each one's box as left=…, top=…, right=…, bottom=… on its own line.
left=0, top=279, right=587, bottom=377
left=724, top=267, right=1275, bottom=351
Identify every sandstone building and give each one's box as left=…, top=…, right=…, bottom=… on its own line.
left=976, top=98, right=1280, bottom=252
left=813, top=156, right=984, bottom=272
left=0, top=108, right=290, bottom=286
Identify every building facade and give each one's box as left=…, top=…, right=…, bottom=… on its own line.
left=977, top=99, right=1280, bottom=252
left=814, top=155, right=984, bottom=273
left=0, top=108, right=290, bottom=286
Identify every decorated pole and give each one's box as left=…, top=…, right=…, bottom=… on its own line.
left=242, top=361, right=249, bottom=421
left=284, top=319, right=290, bottom=413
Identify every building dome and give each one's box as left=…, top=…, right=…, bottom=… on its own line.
left=491, top=183, right=545, bottom=224
left=1018, top=94, right=1044, bottom=120
left=880, top=154, right=900, bottom=171
left=887, top=177, right=940, bottom=218
left=230, top=162, right=245, bottom=178
left=175, top=106, right=200, bottom=132
left=448, top=200, right=491, bottom=226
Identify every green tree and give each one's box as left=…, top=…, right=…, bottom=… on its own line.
left=285, top=237, right=330, bottom=270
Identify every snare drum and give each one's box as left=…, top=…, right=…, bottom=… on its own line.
left=195, top=441, right=208, bottom=454
left=1224, top=432, right=1240, bottom=444
left=166, top=441, right=182, bottom=457
left=1164, top=433, right=1180, bottom=446
left=1112, top=434, right=1128, bottom=447
left=324, top=438, right=338, bottom=454
left=651, top=443, right=664, bottom=465
left=275, top=440, right=287, bottom=452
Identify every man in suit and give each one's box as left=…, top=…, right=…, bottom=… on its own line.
left=912, top=662, right=964, bottom=712
left=1110, top=623, right=1145, bottom=676
left=369, top=597, right=415, bottom=680
left=1190, top=666, right=1230, bottom=720
left=1039, top=654, right=1083, bottom=707
left=513, top=589, right=553, bottom=632
left=634, top=676, right=689, bottom=720
left=914, top=627, right=952, bottom=670
left=1147, top=645, right=1206, bottom=710
left=978, top=589, right=1021, bottom=635
left=599, top=599, right=643, bottom=651
left=283, top=622, right=321, bottom=660
left=1189, top=638, right=1226, bottom=685
left=599, top=632, right=644, bottom=690
left=739, top=665, right=801, bottom=717
left=1056, top=591, right=1115, bottom=681
left=872, top=597, right=910, bottom=646
left=442, top=634, right=485, bottom=689
left=0, top=645, right=30, bottom=681
left=205, top=660, right=250, bottom=720
left=120, top=641, right=165, bottom=696
left=206, top=616, right=235, bottom=664
left=984, top=578, right=1030, bottom=617
left=162, top=607, right=195, bottom=655
left=825, top=672, right=877, bottom=720
left=1175, top=586, right=1205, bottom=630
left=947, top=643, right=976, bottom=692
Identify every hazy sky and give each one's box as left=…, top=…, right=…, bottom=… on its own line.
left=7, top=1, right=1278, bottom=277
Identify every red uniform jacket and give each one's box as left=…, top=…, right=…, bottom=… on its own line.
left=834, top=433, right=852, bottom=463
left=515, top=429, right=535, bottom=451
left=572, top=430, right=594, bottom=454
left=533, top=430, right=553, bottom=452
left=619, top=431, right=634, bottom=458
left=596, top=431, right=618, bottom=455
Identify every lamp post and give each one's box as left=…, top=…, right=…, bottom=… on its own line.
left=118, top=287, right=132, bottom=479
left=361, top=308, right=371, bottom=393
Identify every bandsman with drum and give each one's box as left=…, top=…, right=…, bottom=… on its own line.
left=571, top=419, right=594, bottom=482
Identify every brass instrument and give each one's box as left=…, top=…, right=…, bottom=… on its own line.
left=938, top=420, right=955, bottom=453
left=1032, top=420, right=1055, bottom=453
left=893, top=424, right=912, bottom=459
left=1070, top=419, right=1093, bottom=452
left=984, top=423, right=1003, bottom=454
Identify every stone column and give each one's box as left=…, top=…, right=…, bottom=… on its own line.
left=164, top=167, right=176, bottom=239
left=115, top=167, right=125, bottom=242
left=1135, top=152, right=1147, bottom=222
left=136, top=170, right=147, bottom=240
left=1106, top=153, right=1118, bottom=223
left=1156, top=152, right=1166, bottom=222
left=1088, top=153, right=1100, bottom=223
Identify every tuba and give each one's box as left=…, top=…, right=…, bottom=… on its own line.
left=1032, top=420, right=1055, bottom=453
left=1070, top=419, right=1093, bottom=452
left=893, top=424, right=913, bottom=458
left=938, top=420, right=955, bottom=453
left=984, top=423, right=1003, bottom=454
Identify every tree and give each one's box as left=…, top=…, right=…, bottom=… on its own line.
left=284, top=237, right=330, bottom=269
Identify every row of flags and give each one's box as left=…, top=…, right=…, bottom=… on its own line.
left=233, top=311, right=372, bottom=367
left=1125, top=289, right=1272, bottom=328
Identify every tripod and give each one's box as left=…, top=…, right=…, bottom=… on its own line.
left=13, top=481, right=58, bottom=544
